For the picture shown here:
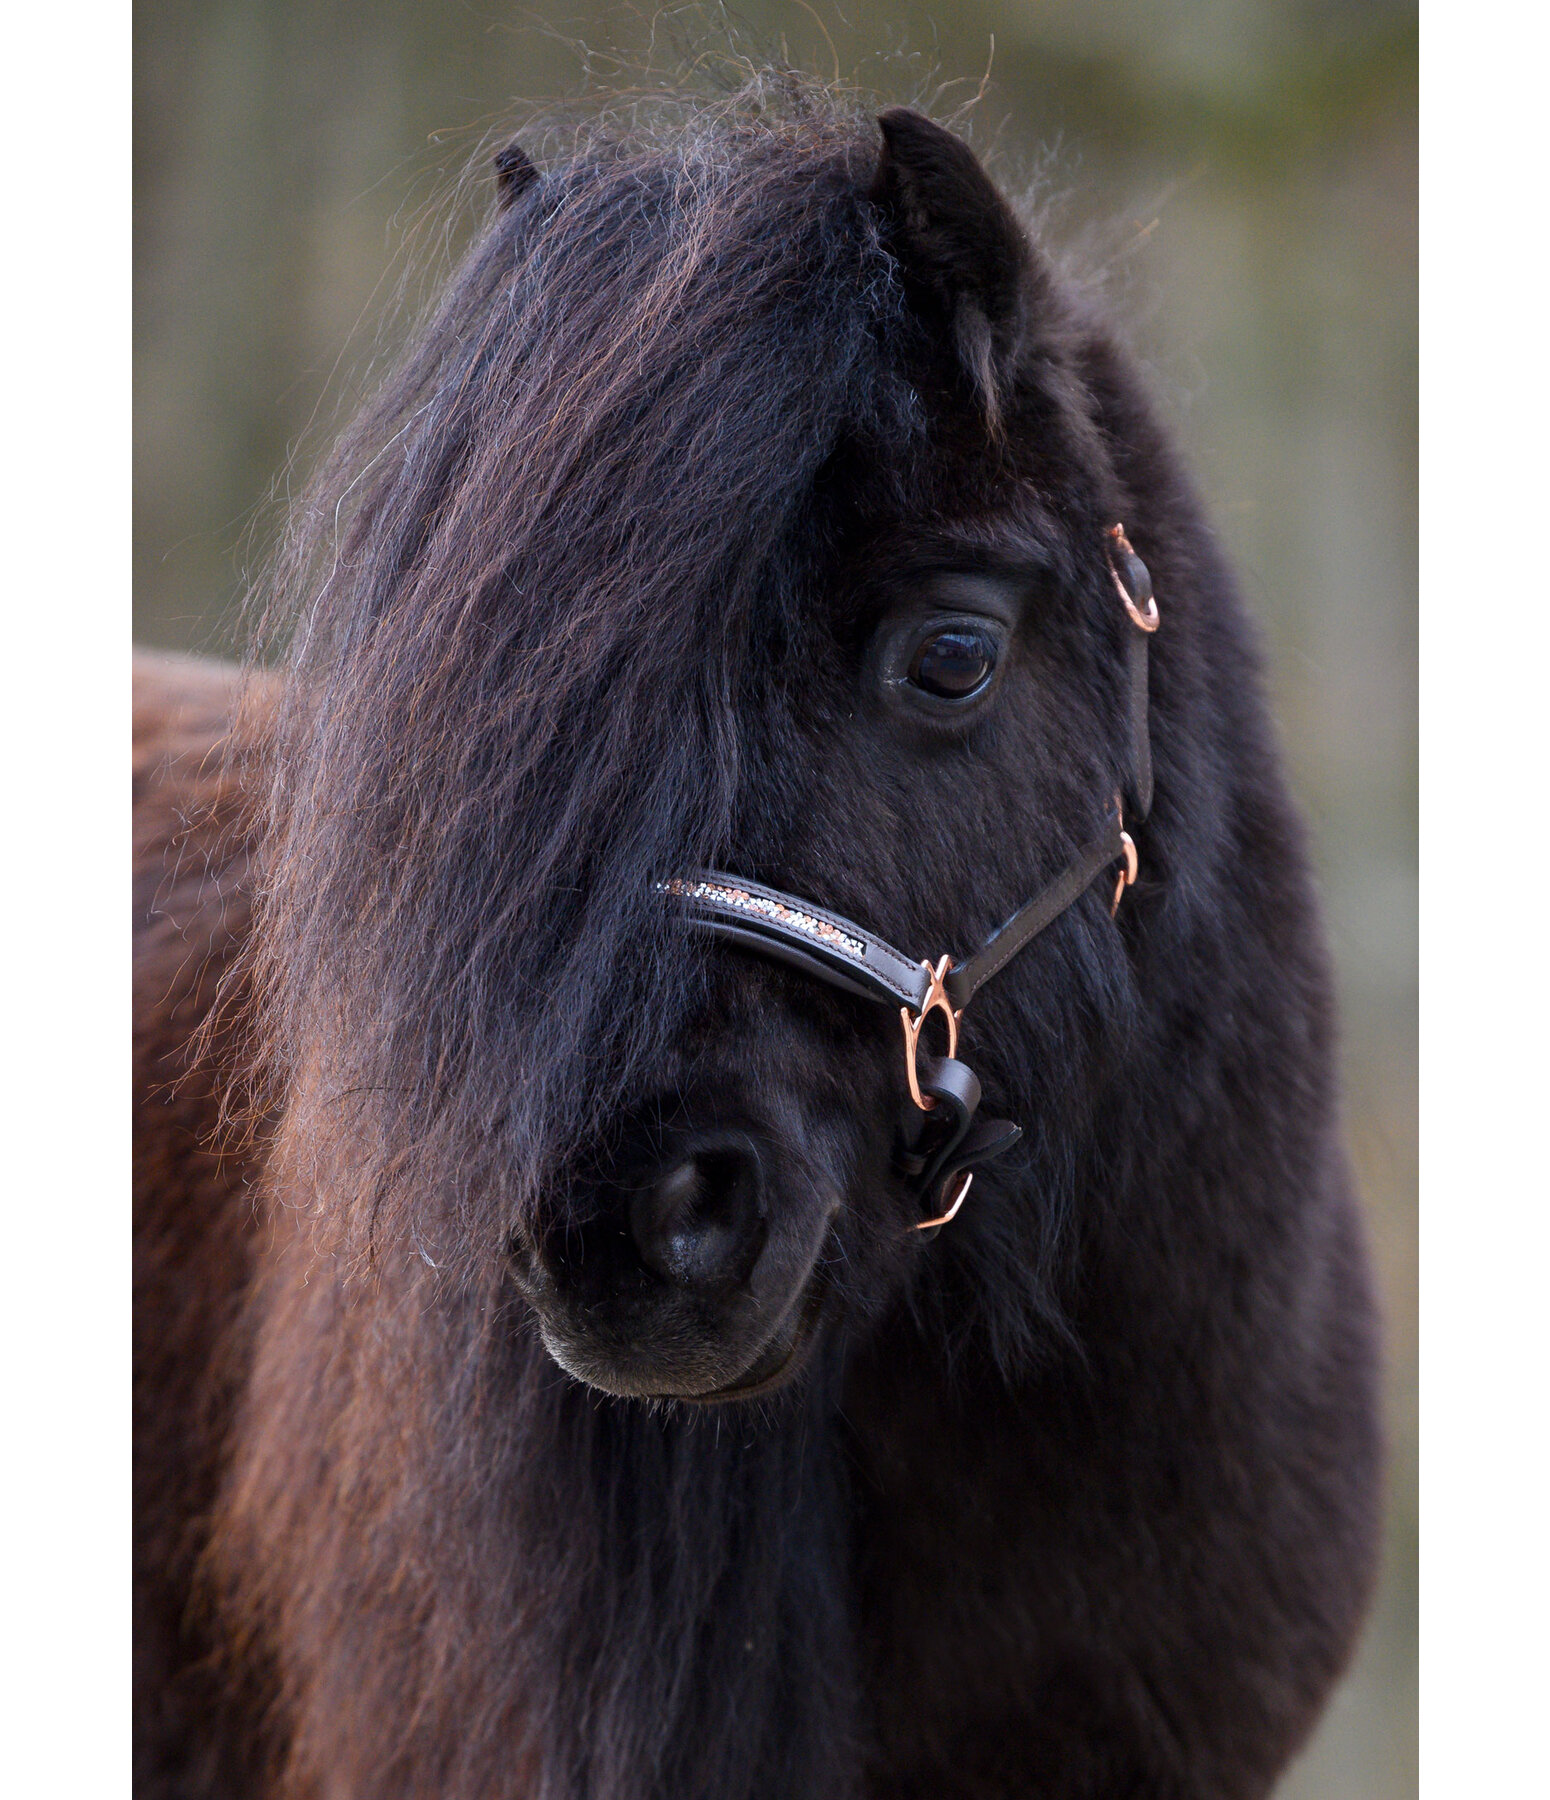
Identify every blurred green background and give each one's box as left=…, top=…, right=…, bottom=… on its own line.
left=133, top=3, right=1415, bottom=1791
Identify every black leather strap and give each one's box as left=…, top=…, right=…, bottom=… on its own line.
left=943, top=809, right=1125, bottom=1011
left=656, top=875, right=934, bottom=1010
left=1126, top=622, right=1153, bottom=822
left=1109, top=523, right=1155, bottom=822
left=896, top=1057, right=981, bottom=1181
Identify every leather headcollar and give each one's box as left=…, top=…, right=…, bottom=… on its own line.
left=657, top=525, right=1158, bottom=1235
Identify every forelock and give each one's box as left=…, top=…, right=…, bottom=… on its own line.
left=243, top=102, right=919, bottom=1270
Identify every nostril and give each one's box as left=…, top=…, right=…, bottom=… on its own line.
left=630, top=1139, right=765, bottom=1288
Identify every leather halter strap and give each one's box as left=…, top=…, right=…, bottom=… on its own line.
left=656, top=525, right=1158, bottom=1232
left=654, top=873, right=941, bottom=1011
left=655, top=808, right=1127, bottom=1016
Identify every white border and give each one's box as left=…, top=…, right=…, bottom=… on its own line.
left=1419, top=1, right=1549, bottom=1788
left=4, top=4, right=129, bottom=1789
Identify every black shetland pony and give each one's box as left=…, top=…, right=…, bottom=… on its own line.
left=134, top=97, right=1380, bottom=1800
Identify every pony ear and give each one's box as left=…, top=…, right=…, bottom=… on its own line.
left=493, top=140, right=540, bottom=210
left=871, top=109, right=1032, bottom=424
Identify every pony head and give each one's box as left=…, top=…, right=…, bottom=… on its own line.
left=248, top=102, right=1144, bottom=1402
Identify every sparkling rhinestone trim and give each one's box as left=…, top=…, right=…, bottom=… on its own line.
left=657, top=878, right=869, bottom=966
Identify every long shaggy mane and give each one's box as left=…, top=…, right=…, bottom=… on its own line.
left=238, top=89, right=932, bottom=1282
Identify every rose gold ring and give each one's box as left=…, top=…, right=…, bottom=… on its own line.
left=1107, top=523, right=1160, bottom=633
left=916, top=1170, right=973, bottom=1231
left=900, top=955, right=961, bottom=1112
left=1110, top=794, right=1140, bottom=917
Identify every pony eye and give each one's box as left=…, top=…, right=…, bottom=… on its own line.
left=906, top=626, right=998, bottom=700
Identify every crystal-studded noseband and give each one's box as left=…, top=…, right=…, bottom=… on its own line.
left=657, top=525, right=1159, bottom=1236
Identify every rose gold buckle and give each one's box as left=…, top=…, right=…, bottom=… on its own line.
left=1111, top=794, right=1139, bottom=917
left=1107, top=523, right=1159, bottom=633
left=916, top=1170, right=973, bottom=1232
left=900, top=954, right=961, bottom=1112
